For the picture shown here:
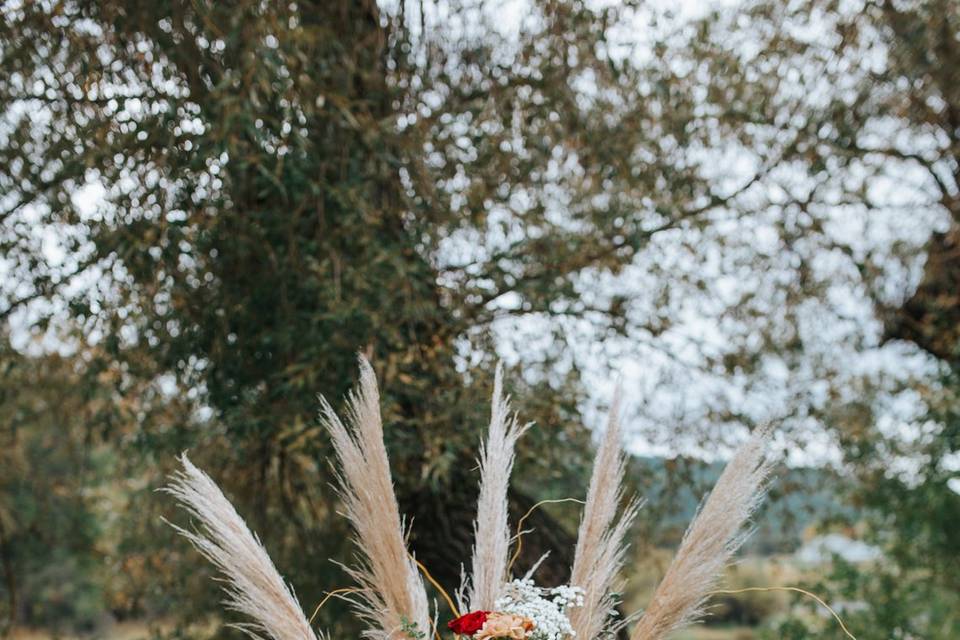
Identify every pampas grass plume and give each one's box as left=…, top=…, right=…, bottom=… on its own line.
left=166, top=455, right=320, bottom=640
left=630, top=426, right=773, bottom=640
left=319, top=356, right=430, bottom=640
left=569, top=388, right=640, bottom=640
left=466, top=364, right=530, bottom=611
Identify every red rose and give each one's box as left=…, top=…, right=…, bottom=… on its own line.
left=447, top=611, right=490, bottom=636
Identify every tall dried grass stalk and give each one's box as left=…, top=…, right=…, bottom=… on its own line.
left=165, top=455, right=320, bottom=640
left=630, top=426, right=773, bottom=640
left=569, top=389, right=640, bottom=640
left=467, top=364, right=530, bottom=611
left=319, top=356, right=430, bottom=640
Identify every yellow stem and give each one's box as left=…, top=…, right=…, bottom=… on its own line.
left=709, top=586, right=857, bottom=639
left=308, top=587, right=362, bottom=625
left=412, top=553, right=461, bottom=619
left=507, top=498, right=585, bottom=574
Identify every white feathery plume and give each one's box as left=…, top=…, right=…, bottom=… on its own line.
left=319, top=356, right=430, bottom=640
left=466, top=364, right=530, bottom=611
left=165, top=455, right=320, bottom=640
left=570, top=388, right=641, bottom=640
left=630, top=426, right=773, bottom=640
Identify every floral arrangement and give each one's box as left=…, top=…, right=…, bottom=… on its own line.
left=166, top=357, right=772, bottom=640
left=448, top=580, right=584, bottom=640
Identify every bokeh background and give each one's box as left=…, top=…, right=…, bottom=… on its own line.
left=2, top=0, right=959, bottom=638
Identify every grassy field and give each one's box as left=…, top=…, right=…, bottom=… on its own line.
left=10, top=622, right=162, bottom=640
left=674, top=628, right=756, bottom=639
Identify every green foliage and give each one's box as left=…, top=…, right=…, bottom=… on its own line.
left=0, top=342, right=106, bottom=631
left=0, top=335, right=207, bottom=632
left=771, top=372, right=960, bottom=638
left=400, top=616, right=428, bottom=640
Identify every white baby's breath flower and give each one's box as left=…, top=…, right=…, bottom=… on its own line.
left=494, top=579, right=584, bottom=640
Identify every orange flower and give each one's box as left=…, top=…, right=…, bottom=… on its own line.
left=475, top=612, right=535, bottom=640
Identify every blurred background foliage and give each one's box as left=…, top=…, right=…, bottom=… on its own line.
left=1, top=0, right=958, bottom=638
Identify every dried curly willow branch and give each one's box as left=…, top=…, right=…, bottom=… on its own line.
left=710, top=587, right=856, bottom=639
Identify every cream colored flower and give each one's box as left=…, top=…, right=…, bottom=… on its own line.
left=475, top=612, right=535, bottom=640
